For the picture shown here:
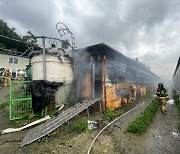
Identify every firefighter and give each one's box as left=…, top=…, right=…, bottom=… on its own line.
left=2, top=68, right=12, bottom=87
left=17, top=69, right=25, bottom=81
left=155, top=83, right=168, bottom=114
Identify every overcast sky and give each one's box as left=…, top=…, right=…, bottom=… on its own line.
left=0, top=0, right=179, bottom=80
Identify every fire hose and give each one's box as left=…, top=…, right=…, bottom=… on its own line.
left=87, top=102, right=145, bottom=154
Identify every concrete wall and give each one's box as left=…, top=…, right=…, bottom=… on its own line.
left=0, top=54, right=29, bottom=73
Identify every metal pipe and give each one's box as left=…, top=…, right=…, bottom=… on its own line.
left=42, top=36, right=46, bottom=80
left=20, top=46, right=32, bottom=57
left=99, top=101, right=102, bottom=114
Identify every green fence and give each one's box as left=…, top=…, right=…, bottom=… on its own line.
left=10, top=81, right=33, bottom=120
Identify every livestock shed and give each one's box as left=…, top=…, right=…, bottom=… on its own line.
left=173, top=56, right=180, bottom=95
left=73, top=43, right=160, bottom=111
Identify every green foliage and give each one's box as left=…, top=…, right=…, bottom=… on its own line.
left=41, top=136, right=50, bottom=144
left=174, top=94, right=180, bottom=130
left=127, top=100, right=158, bottom=134
left=103, top=109, right=116, bottom=122
left=69, top=119, right=88, bottom=133
left=0, top=19, right=39, bottom=51
left=0, top=19, right=22, bottom=41
left=0, top=42, right=7, bottom=48
left=50, top=130, right=57, bottom=136
left=48, top=109, right=59, bottom=119
left=22, top=31, right=37, bottom=45
left=103, top=109, right=123, bottom=122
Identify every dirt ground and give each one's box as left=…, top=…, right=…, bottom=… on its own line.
left=92, top=97, right=180, bottom=154
left=0, top=87, right=9, bottom=103
left=0, top=88, right=180, bottom=154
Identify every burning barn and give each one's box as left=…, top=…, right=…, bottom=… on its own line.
left=73, top=43, right=160, bottom=111
left=8, top=41, right=161, bottom=146
left=15, top=42, right=160, bottom=117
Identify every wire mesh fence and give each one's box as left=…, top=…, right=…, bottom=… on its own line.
left=10, top=81, right=33, bottom=120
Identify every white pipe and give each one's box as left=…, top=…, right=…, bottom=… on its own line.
left=0, top=115, right=50, bottom=135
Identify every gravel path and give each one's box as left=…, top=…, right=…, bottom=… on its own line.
left=92, top=97, right=180, bottom=154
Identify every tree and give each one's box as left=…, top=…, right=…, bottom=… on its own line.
left=0, top=19, right=39, bottom=51
left=0, top=19, right=22, bottom=41
left=22, top=31, right=37, bottom=45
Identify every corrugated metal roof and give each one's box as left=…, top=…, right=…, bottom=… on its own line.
left=74, top=43, right=159, bottom=78
left=0, top=34, right=40, bottom=57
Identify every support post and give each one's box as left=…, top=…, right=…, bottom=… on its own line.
left=42, top=36, right=46, bottom=80
left=87, top=107, right=90, bottom=118
left=92, top=63, right=95, bottom=99
left=99, top=101, right=102, bottom=115
left=102, top=55, right=106, bottom=110
left=67, top=120, right=70, bottom=126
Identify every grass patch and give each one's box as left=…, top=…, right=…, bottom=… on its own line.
left=69, top=119, right=88, bottom=133
left=127, top=99, right=158, bottom=134
left=0, top=101, right=9, bottom=110
left=103, top=109, right=123, bottom=122
left=174, top=94, right=180, bottom=130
